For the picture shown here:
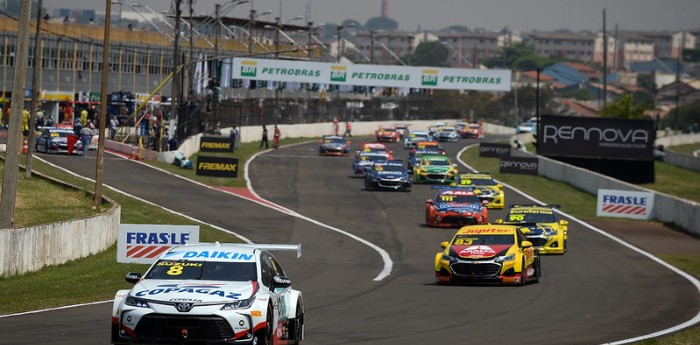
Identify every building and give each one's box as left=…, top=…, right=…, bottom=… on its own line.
left=525, top=31, right=598, bottom=64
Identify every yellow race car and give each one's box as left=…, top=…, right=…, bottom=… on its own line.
left=453, top=173, right=505, bottom=209
left=435, top=224, right=541, bottom=285
left=495, top=204, right=569, bottom=255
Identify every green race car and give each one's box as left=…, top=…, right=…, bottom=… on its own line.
left=412, top=154, right=458, bottom=184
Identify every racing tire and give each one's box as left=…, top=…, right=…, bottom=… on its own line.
left=254, top=304, right=274, bottom=345
left=289, top=300, right=304, bottom=345
left=520, top=259, right=527, bottom=286
left=533, top=255, right=541, bottom=283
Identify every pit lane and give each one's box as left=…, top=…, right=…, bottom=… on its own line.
left=2, top=136, right=698, bottom=344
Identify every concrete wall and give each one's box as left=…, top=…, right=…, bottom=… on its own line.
left=0, top=197, right=120, bottom=278
left=663, top=150, right=700, bottom=172
left=159, top=119, right=516, bottom=163
left=536, top=153, right=700, bottom=236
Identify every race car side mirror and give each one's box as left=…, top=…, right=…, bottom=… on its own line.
left=440, top=241, right=449, bottom=249
left=560, top=220, right=569, bottom=226
left=521, top=241, right=533, bottom=248
left=272, top=275, right=292, bottom=289
left=426, top=199, right=434, bottom=204
left=125, top=272, right=142, bottom=284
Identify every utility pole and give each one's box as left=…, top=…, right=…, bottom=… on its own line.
left=370, top=30, right=376, bottom=64
left=95, top=0, right=112, bottom=207
left=0, top=0, right=31, bottom=228
left=602, top=9, right=608, bottom=108
left=171, top=0, right=181, bottom=139
left=336, top=24, right=343, bottom=63
left=25, top=0, right=42, bottom=178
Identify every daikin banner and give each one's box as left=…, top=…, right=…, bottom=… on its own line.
left=232, top=58, right=511, bottom=91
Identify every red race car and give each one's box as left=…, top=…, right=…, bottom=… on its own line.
left=375, top=126, right=402, bottom=142
left=426, top=187, right=489, bottom=228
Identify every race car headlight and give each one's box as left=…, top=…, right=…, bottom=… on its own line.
left=495, top=254, right=515, bottom=263
left=544, top=229, right=558, bottom=236
left=221, top=295, right=256, bottom=311
left=441, top=253, right=458, bottom=264
left=125, top=296, right=150, bottom=308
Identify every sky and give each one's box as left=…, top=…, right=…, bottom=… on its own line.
left=48, top=0, right=700, bottom=33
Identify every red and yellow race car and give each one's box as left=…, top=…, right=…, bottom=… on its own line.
left=356, top=142, right=394, bottom=160
left=375, top=126, right=402, bottom=142
left=435, top=224, right=541, bottom=285
left=426, top=187, right=489, bottom=227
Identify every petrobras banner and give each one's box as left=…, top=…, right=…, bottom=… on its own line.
left=232, top=58, right=511, bottom=91
left=118, top=224, right=200, bottom=264
left=596, top=189, right=654, bottom=220
left=538, top=114, right=655, bottom=160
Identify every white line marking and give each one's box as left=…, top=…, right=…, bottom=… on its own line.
left=456, top=144, right=700, bottom=344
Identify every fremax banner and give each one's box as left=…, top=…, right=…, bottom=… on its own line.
left=232, top=58, right=512, bottom=91
left=538, top=114, right=655, bottom=160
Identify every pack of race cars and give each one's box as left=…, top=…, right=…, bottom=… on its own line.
left=320, top=123, right=570, bottom=288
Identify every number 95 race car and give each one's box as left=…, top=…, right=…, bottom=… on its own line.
left=111, top=242, right=304, bottom=345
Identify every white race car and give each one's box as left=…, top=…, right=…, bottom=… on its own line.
left=111, top=242, right=304, bottom=345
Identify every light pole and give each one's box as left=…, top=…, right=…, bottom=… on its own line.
left=335, top=23, right=354, bottom=63
left=370, top=30, right=377, bottom=64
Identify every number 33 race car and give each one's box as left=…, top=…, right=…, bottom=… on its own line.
left=111, top=242, right=304, bottom=345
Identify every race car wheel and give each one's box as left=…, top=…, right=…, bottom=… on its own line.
left=254, top=304, right=274, bottom=345
left=520, top=259, right=527, bottom=286
left=289, top=300, right=304, bottom=345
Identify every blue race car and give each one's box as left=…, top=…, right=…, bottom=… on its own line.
left=353, top=151, right=390, bottom=176
left=364, top=160, right=412, bottom=192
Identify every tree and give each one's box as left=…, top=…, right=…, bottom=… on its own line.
left=365, top=16, right=398, bottom=31
left=598, top=94, right=652, bottom=119
left=403, top=41, right=449, bottom=67
left=441, top=25, right=470, bottom=32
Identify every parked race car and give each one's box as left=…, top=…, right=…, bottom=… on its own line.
left=111, top=242, right=304, bottom=345
left=412, top=154, right=458, bottom=184
left=364, top=160, right=412, bottom=192
left=453, top=173, right=505, bottom=209
left=434, top=126, right=460, bottom=142
left=434, top=224, right=541, bottom=285
left=425, top=187, right=489, bottom=227
left=35, top=127, right=84, bottom=155
left=495, top=204, right=569, bottom=255
left=404, top=130, right=434, bottom=149
left=319, top=135, right=351, bottom=156
left=353, top=151, right=390, bottom=176
left=375, top=126, right=402, bottom=142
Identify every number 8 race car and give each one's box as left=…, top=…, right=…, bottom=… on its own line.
left=111, top=242, right=304, bottom=345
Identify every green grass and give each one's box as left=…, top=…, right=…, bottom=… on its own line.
left=667, top=143, right=700, bottom=156
left=462, top=145, right=700, bottom=345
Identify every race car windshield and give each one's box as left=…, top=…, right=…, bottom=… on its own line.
left=145, top=260, right=258, bottom=282
left=362, top=155, right=388, bottom=162
left=439, top=194, right=480, bottom=203
left=377, top=164, right=404, bottom=172
left=424, top=159, right=450, bottom=166
left=325, top=138, right=346, bottom=144
left=453, top=234, right=514, bottom=246
left=460, top=177, right=495, bottom=186
left=506, top=212, right=557, bottom=223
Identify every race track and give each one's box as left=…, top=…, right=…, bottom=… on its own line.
left=1, top=137, right=698, bottom=345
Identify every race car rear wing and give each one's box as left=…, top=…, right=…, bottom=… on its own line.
left=183, top=242, right=302, bottom=258
left=509, top=204, right=561, bottom=209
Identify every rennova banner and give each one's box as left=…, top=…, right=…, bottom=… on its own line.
left=232, top=58, right=511, bottom=91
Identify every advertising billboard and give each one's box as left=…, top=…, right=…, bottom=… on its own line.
left=538, top=115, right=655, bottom=160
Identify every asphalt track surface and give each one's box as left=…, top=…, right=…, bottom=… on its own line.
left=2, top=136, right=699, bottom=345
